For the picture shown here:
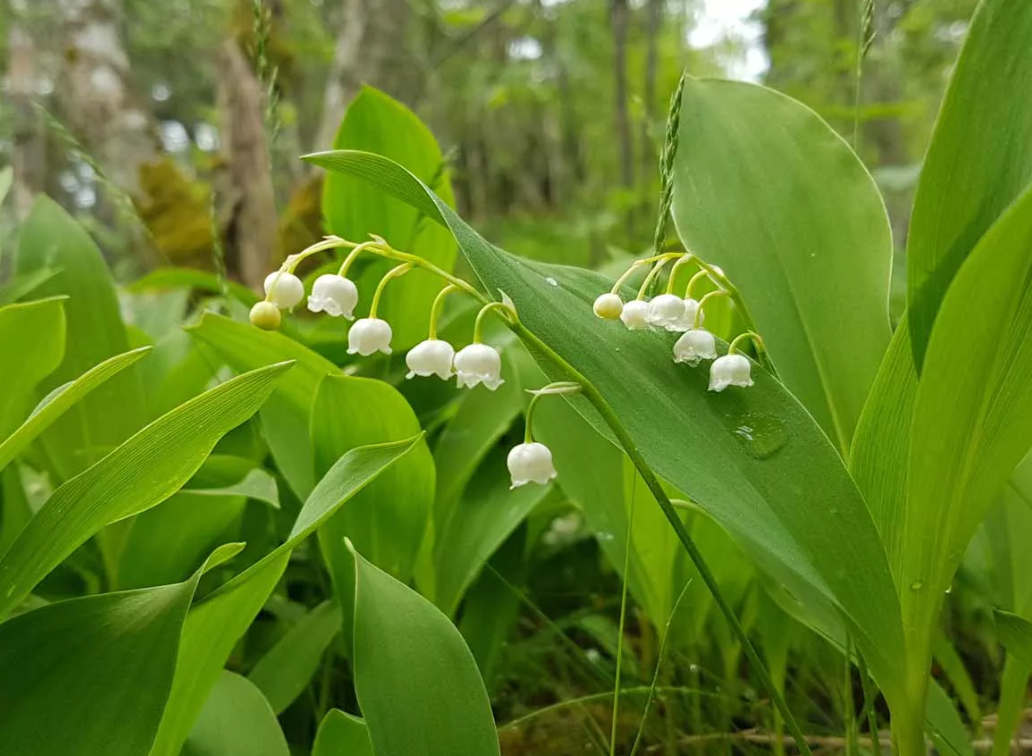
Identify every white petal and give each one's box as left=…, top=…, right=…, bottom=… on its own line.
left=347, top=318, right=393, bottom=356
left=709, top=354, right=753, bottom=392
left=454, top=343, right=504, bottom=389
left=620, top=299, right=650, bottom=330
left=406, top=339, right=455, bottom=380
left=309, top=274, right=358, bottom=319
left=507, top=442, right=557, bottom=488
left=264, top=271, right=305, bottom=309
left=673, top=329, right=718, bottom=366
left=646, top=294, right=685, bottom=329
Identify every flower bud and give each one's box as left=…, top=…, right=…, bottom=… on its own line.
left=507, top=442, right=558, bottom=488
left=593, top=293, right=624, bottom=320
left=673, top=328, right=717, bottom=366
left=347, top=318, right=393, bottom=356
left=620, top=299, right=650, bottom=330
left=454, top=343, right=504, bottom=390
left=406, top=339, right=455, bottom=380
left=709, top=353, right=754, bottom=392
left=249, top=301, right=282, bottom=331
left=308, top=274, right=358, bottom=319
left=645, top=294, right=685, bottom=331
left=263, top=271, right=305, bottom=309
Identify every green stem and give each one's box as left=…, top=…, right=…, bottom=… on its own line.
left=637, top=257, right=672, bottom=299
left=665, top=253, right=697, bottom=294
left=428, top=284, right=459, bottom=339
left=728, top=330, right=766, bottom=356
left=336, top=240, right=380, bottom=278
left=473, top=301, right=515, bottom=343
left=845, top=635, right=858, bottom=756
left=693, top=289, right=731, bottom=329
left=991, top=656, right=1028, bottom=756
left=858, top=652, right=881, bottom=756
left=611, top=475, right=639, bottom=756
left=509, top=321, right=814, bottom=756
left=368, top=263, right=411, bottom=318
left=684, top=269, right=712, bottom=299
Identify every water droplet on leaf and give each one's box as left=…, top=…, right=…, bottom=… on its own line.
left=544, top=276, right=558, bottom=287
left=723, top=412, right=788, bottom=459
left=910, top=580, right=924, bottom=590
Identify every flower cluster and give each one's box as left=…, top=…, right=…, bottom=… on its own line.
left=592, top=253, right=762, bottom=392
left=251, top=235, right=561, bottom=489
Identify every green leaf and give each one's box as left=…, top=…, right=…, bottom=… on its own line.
left=0, top=362, right=292, bottom=617
left=118, top=492, right=248, bottom=589
left=925, top=680, right=974, bottom=756
left=16, top=196, right=147, bottom=477
left=182, top=672, right=289, bottom=756
left=323, top=87, right=457, bottom=350
left=849, top=320, right=917, bottom=589
left=901, top=183, right=1032, bottom=673
left=433, top=446, right=550, bottom=615
left=350, top=540, right=500, bottom=756
left=188, top=311, right=340, bottom=499
left=149, top=436, right=422, bottom=756
left=313, top=710, right=374, bottom=756
left=0, top=543, right=242, bottom=756
left=671, top=78, right=892, bottom=452
left=311, top=373, right=434, bottom=608
left=0, top=267, right=61, bottom=306
left=0, top=297, right=66, bottom=438
left=302, top=149, right=909, bottom=708
left=995, top=611, right=1032, bottom=671
left=906, top=0, right=1032, bottom=366
left=248, top=600, right=341, bottom=715
left=0, top=347, right=152, bottom=473
left=129, top=267, right=258, bottom=305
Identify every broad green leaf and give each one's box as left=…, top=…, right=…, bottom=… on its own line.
left=323, top=87, right=457, bottom=350
left=849, top=320, right=917, bottom=582
left=0, top=347, right=151, bottom=473
left=931, top=630, right=981, bottom=728
left=906, top=0, right=1032, bottom=366
left=248, top=600, right=341, bottom=714
left=0, top=362, right=291, bottom=617
left=901, top=184, right=1032, bottom=675
left=313, top=710, right=374, bottom=756
left=182, top=672, right=289, bottom=756
left=303, top=149, right=909, bottom=707
left=129, top=267, right=258, bottom=305
left=187, top=468, right=280, bottom=509
left=311, top=373, right=434, bottom=611
left=188, top=311, right=339, bottom=499
left=995, top=611, right=1032, bottom=671
left=118, top=493, right=247, bottom=589
left=350, top=540, right=500, bottom=756
left=0, top=267, right=61, bottom=306
left=16, top=196, right=146, bottom=477
left=671, top=78, right=892, bottom=452
left=0, top=543, right=241, bottom=756
left=925, top=680, right=974, bottom=756
left=434, top=446, right=550, bottom=615
left=149, top=436, right=421, bottom=756
left=0, top=297, right=66, bottom=438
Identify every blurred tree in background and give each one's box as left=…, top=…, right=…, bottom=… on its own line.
left=0, top=0, right=979, bottom=285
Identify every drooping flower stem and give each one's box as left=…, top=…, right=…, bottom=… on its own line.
left=693, top=289, right=731, bottom=328
left=428, top=284, right=460, bottom=340
left=684, top=269, right=713, bottom=299
left=728, top=330, right=767, bottom=357
left=637, top=256, right=673, bottom=299
left=609, top=252, right=681, bottom=295
left=665, top=253, right=698, bottom=294
left=336, top=240, right=382, bottom=278
left=368, top=263, right=412, bottom=319
left=507, top=319, right=814, bottom=756
left=523, top=383, right=581, bottom=444
left=472, top=301, right=516, bottom=343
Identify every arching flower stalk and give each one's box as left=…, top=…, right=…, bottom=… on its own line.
left=507, top=382, right=581, bottom=488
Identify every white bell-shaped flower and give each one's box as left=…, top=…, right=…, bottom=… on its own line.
left=347, top=318, right=393, bottom=356
left=673, top=297, right=705, bottom=332
left=646, top=294, right=686, bottom=331
left=593, top=293, right=624, bottom=320
left=507, top=442, right=558, bottom=488
left=263, top=271, right=305, bottom=310
left=709, top=353, right=754, bottom=392
left=308, top=274, right=358, bottom=319
left=454, top=343, right=504, bottom=390
left=620, top=299, right=650, bottom=330
left=673, top=329, right=717, bottom=366
left=406, top=339, right=455, bottom=380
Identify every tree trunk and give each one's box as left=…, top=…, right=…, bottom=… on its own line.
left=610, top=0, right=635, bottom=191
left=218, top=40, right=277, bottom=290
left=6, top=21, right=46, bottom=221
left=315, top=0, right=417, bottom=150
left=55, top=0, right=158, bottom=193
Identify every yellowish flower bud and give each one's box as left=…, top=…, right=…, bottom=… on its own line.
left=249, top=301, right=282, bottom=331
